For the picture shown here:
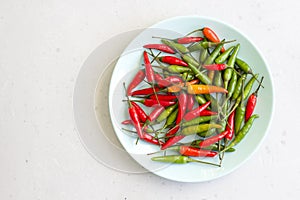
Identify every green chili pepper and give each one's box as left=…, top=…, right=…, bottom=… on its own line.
left=156, top=103, right=178, bottom=123
left=190, top=140, right=235, bottom=152
left=232, top=74, right=259, bottom=110
left=188, top=64, right=212, bottom=85
left=188, top=42, right=205, bottom=52
left=182, top=54, right=200, bottom=67
left=204, top=94, right=217, bottom=111
left=232, top=74, right=247, bottom=100
left=182, top=115, right=217, bottom=127
left=234, top=78, right=246, bottom=133
left=161, top=39, right=189, bottom=54
left=151, top=155, right=220, bottom=166
left=215, top=46, right=235, bottom=64
left=182, top=123, right=222, bottom=135
left=204, top=39, right=225, bottom=65
left=223, top=44, right=240, bottom=89
left=164, top=109, right=178, bottom=128
left=243, top=74, right=259, bottom=100
left=195, top=95, right=207, bottom=105
left=213, top=70, right=223, bottom=87
left=227, top=71, right=237, bottom=99
left=223, top=114, right=259, bottom=152
left=200, top=48, right=209, bottom=64
left=227, top=44, right=240, bottom=67
left=168, top=65, right=191, bottom=73
left=197, top=128, right=216, bottom=137
left=235, top=58, right=252, bottom=74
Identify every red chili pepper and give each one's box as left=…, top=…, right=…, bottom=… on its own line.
left=143, top=132, right=164, bottom=145
left=199, top=130, right=228, bottom=148
left=131, top=87, right=160, bottom=96
left=176, top=36, right=204, bottom=44
left=245, top=77, right=263, bottom=122
left=161, top=135, right=185, bottom=150
left=128, top=102, right=144, bottom=139
left=199, top=109, right=218, bottom=116
left=202, top=27, right=225, bottom=53
left=131, top=101, right=148, bottom=123
left=186, top=94, right=195, bottom=111
left=176, top=91, right=188, bottom=124
left=225, top=110, right=235, bottom=140
left=165, top=92, right=188, bottom=137
left=203, top=64, right=226, bottom=71
left=127, top=70, right=145, bottom=96
left=143, top=44, right=175, bottom=54
left=138, top=99, right=176, bottom=107
left=157, top=76, right=183, bottom=87
left=149, top=94, right=177, bottom=101
left=183, top=101, right=211, bottom=121
left=121, top=119, right=132, bottom=125
left=143, top=51, right=155, bottom=83
left=159, top=56, right=188, bottom=67
left=179, top=146, right=217, bottom=157
left=147, top=105, right=165, bottom=122
left=154, top=73, right=164, bottom=83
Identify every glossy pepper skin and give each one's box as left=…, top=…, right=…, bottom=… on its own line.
left=127, top=70, right=145, bottom=96
left=143, top=44, right=175, bottom=54
left=245, top=77, right=264, bottom=122
left=143, top=51, right=155, bottom=83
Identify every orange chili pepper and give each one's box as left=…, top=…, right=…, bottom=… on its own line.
left=202, top=27, right=225, bottom=53
left=187, top=84, right=228, bottom=94
left=167, top=79, right=200, bottom=93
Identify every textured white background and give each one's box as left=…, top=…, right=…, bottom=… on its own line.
left=1, top=0, right=300, bottom=199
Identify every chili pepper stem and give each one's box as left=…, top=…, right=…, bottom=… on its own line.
left=188, top=157, right=221, bottom=167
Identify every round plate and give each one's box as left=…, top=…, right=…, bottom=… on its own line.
left=109, top=16, right=274, bottom=182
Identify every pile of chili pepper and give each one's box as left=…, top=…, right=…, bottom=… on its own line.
left=122, top=26, right=264, bottom=167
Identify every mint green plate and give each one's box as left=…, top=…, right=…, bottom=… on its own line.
left=109, top=16, right=274, bottom=182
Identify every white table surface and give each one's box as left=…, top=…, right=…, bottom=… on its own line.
left=1, top=0, right=299, bottom=199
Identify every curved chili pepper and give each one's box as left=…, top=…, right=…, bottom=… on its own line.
left=159, top=56, right=188, bottom=67
left=203, top=64, right=226, bottom=71
left=223, top=115, right=259, bottom=152
left=225, top=110, right=235, bottom=140
left=183, top=101, right=211, bottom=121
left=131, top=101, right=148, bottom=123
left=143, top=44, right=175, bottom=54
left=143, top=51, right=155, bottom=83
left=202, top=27, right=225, bottom=52
left=245, top=77, right=264, bottom=121
left=127, top=69, right=145, bottom=96
left=199, top=130, right=228, bottom=148
left=176, top=36, right=204, bottom=44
